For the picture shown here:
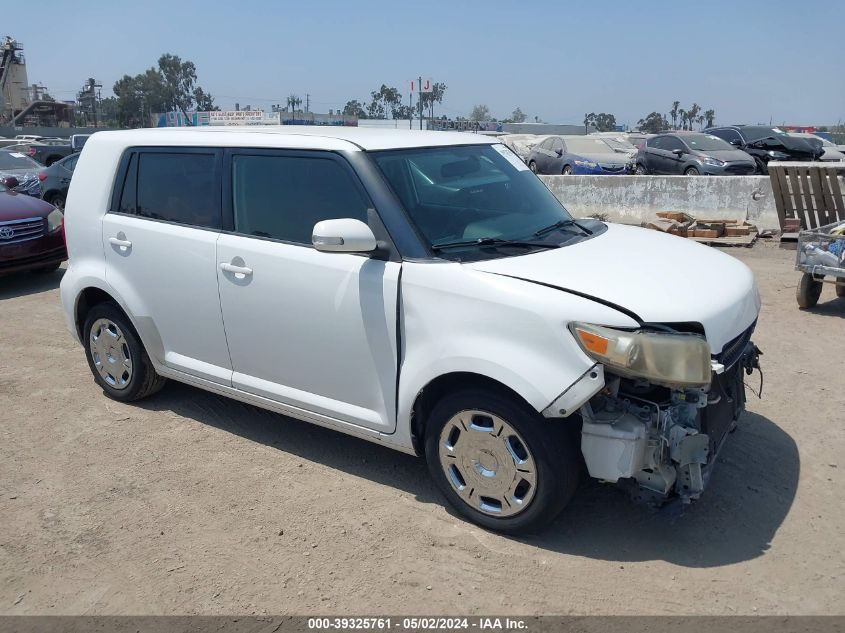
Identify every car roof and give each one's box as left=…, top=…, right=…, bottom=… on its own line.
left=87, top=126, right=499, bottom=152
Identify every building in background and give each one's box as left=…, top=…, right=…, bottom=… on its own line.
left=1, top=37, right=74, bottom=127
left=154, top=110, right=356, bottom=127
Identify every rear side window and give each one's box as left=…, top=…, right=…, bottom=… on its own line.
left=113, top=150, right=220, bottom=229
left=231, top=154, right=369, bottom=245
left=647, top=137, right=665, bottom=149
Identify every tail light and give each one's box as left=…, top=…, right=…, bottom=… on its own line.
left=38, top=171, right=47, bottom=181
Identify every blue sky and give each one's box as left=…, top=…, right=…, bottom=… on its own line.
left=9, top=0, right=845, bottom=126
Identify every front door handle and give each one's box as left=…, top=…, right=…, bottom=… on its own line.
left=108, top=236, right=132, bottom=248
left=219, top=262, right=253, bottom=276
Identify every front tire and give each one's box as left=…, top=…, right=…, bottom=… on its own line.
left=635, top=164, right=648, bottom=175
left=528, top=161, right=538, bottom=174
left=836, top=282, right=845, bottom=298
left=562, top=165, right=573, bottom=175
left=83, top=302, right=166, bottom=401
left=684, top=166, right=700, bottom=176
left=424, top=389, right=579, bottom=534
left=48, top=192, right=66, bottom=210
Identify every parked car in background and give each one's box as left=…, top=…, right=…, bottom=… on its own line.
left=705, top=125, right=822, bottom=174
left=499, top=134, right=546, bottom=163
left=70, top=134, right=91, bottom=152
left=39, top=153, right=80, bottom=209
left=527, top=136, right=631, bottom=175
left=0, top=180, right=66, bottom=275
left=634, top=132, right=756, bottom=176
left=60, top=127, right=762, bottom=534
left=787, top=133, right=845, bottom=161
left=0, top=150, right=44, bottom=196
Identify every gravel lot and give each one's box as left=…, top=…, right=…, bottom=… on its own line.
left=1, top=241, right=843, bottom=615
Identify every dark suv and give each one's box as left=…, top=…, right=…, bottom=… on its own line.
left=635, top=132, right=756, bottom=176
left=704, top=126, right=822, bottom=174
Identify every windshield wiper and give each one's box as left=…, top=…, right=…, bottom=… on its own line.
left=533, top=218, right=593, bottom=237
left=431, top=237, right=561, bottom=251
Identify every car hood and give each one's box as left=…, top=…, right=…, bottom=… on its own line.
left=0, top=190, right=55, bottom=221
left=699, top=149, right=755, bottom=162
left=465, top=223, right=760, bottom=353
left=570, top=152, right=629, bottom=166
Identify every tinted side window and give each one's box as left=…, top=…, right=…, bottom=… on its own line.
left=62, top=155, right=79, bottom=172
left=552, top=138, right=564, bottom=152
left=662, top=137, right=685, bottom=151
left=135, top=152, right=218, bottom=228
left=231, top=154, right=369, bottom=245
left=647, top=136, right=665, bottom=149
left=118, top=153, right=138, bottom=215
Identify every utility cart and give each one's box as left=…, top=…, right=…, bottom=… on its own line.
left=795, top=220, right=845, bottom=308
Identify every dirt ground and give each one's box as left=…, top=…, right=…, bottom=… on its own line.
left=1, top=241, right=843, bottom=616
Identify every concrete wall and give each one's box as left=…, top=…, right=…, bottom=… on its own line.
left=540, top=174, right=780, bottom=230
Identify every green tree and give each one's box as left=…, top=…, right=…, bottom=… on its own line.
left=112, top=53, right=216, bottom=127
left=510, top=107, right=527, bottom=123
left=687, top=103, right=701, bottom=131
left=418, top=82, right=447, bottom=120
left=670, top=101, right=680, bottom=130
left=342, top=99, right=367, bottom=118
left=470, top=104, right=491, bottom=121
left=585, top=112, right=617, bottom=132
left=704, top=108, right=716, bottom=128
left=678, top=108, right=687, bottom=130
left=637, top=111, right=669, bottom=133
left=287, top=94, right=302, bottom=113
left=367, top=85, right=402, bottom=119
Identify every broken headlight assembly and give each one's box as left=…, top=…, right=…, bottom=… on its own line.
left=569, top=322, right=711, bottom=387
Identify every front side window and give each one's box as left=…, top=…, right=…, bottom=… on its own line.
left=371, top=144, right=577, bottom=258
left=231, top=154, right=369, bottom=244
left=662, top=137, right=685, bottom=151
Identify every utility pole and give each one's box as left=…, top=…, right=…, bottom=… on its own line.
left=306, top=93, right=310, bottom=113
left=418, top=77, right=422, bottom=130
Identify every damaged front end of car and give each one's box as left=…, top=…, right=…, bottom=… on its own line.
left=566, top=322, right=762, bottom=505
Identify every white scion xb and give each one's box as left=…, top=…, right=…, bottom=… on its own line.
left=60, top=127, right=762, bottom=533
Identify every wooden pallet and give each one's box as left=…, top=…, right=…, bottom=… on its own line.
left=768, top=162, right=845, bottom=241
left=689, top=232, right=759, bottom=247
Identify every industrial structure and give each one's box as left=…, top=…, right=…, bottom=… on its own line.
left=1, top=36, right=74, bottom=127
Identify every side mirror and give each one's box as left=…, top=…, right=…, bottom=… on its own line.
left=1, top=176, right=19, bottom=189
left=555, top=148, right=563, bottom=157
left=312, top=218, right=377, bottom=253
left=729, top=139, right=742, bottom=147
left=672, top=148, right=684, bottom=156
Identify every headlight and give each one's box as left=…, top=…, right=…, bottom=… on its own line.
left=569, top=322, right=712, bottom=387
left=767, top=150, right=789, bottom=159
left=703, top=157, right=725, bottom=166
left=47, top=208, right=63, bottom=233
left=574, top=160, right=597, bottom=168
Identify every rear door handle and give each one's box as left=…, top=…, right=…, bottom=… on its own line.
left=219, top=262, right=253, bottom=276
left=109, top=237, right=132, bottom=248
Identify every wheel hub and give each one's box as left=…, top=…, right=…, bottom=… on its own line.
left=89, top=318, right=132, bottom=390
left=438, top=410, right=537, bottom=517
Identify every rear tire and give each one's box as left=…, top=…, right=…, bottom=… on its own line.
left=836, top=282, right=845, bottom=298
left=796, top=273, right=823, bottom=308
left=424, top=389, right=579, bottom=535
left=83, top=302, right=167, bottom=401
left=48, top=193, right=66, bottom=210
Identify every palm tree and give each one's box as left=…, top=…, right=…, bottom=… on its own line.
left=696, top=114, right=705, bottom=130
left=687, top=103, right=701, bottom=131
left=678, top=109, right=687, bottom=130
left=704, top=108, right=716, bottom=128
left=670, top=101, right=680, bottom=130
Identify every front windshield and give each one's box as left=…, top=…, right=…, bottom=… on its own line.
left=602, top=138, right=635, bottom=152
left=371, top=144, right=574, bottom=254
left=684, top=134, right=733, bottom=151
left=564, top=138, right=618, bottom=155
left=0, top=151, right=39, bottom=170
